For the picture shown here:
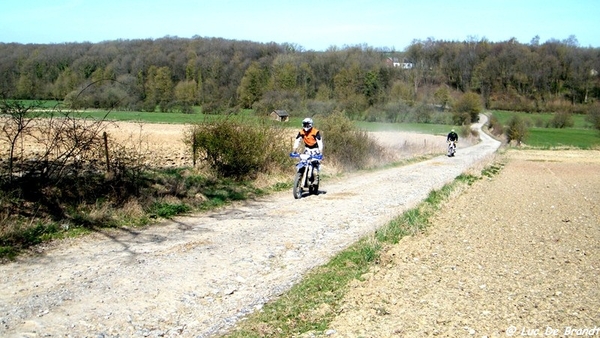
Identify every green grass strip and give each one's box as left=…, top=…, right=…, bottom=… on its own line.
left=525, top=128, right=600, bottom=149
left=225, top=171, right=487, bottom=337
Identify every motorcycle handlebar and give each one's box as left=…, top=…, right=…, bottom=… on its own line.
left=290, top=152, right=323, bottom=160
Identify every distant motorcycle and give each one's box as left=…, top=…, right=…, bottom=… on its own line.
left=290, top=152, right=322, bottom=199
left=447, top=141, right=456, bottom=157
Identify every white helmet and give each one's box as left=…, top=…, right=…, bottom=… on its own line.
left=302, top=117, right=313, bottom=131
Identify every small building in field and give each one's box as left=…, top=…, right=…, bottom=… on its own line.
left=270, top=110, right=289, bottom=122
left=386, top=57, right=413, bottom=69
left=386, top=57, right=400, bottom=67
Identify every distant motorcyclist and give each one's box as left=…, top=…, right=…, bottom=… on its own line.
left=447, top=129, right=458, bottom=143
left=447, top=129, right=458, bottom=157
left=292, top=117, right=323, bottom=181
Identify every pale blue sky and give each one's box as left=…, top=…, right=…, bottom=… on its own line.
left=1, top=0, right=598, bottom=50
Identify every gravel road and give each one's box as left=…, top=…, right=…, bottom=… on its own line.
left=0, top=116, right=500, bottom=337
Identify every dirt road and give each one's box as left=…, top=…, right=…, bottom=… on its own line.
left=2, top=116, right=502, bottom=337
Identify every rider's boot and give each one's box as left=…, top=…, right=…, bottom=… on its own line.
left=309, top=164, right=319, bottom=186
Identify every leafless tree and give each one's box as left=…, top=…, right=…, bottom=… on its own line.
left=0, top=100, right=44, bottom=183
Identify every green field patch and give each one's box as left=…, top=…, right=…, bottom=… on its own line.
left=526, top=128, right=600, bottom=149
left=490, top=110, right=592, bottom=129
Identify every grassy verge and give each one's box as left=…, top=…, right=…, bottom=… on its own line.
left=487, top=110, right=600, bottom=149
left=489, top=110, right=592, bottom=129
left=224, top=163, right=504, bottom=337
left=525, top=128, right=600, bottom=149
left=0, top=170, right=268, bottom=261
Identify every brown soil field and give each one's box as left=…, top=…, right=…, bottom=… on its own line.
left=323, top=149, right=600, bottom=337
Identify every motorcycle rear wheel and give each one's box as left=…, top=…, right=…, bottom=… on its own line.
left=293, top=172, right=304, bottom=199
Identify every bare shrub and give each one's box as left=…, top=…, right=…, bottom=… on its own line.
left=545, top=99, right=575, bottom=114
left=489, top=90, right=537, bottom=112
left=382, top=101, right=411, bottom=123
left=318, top=111, right=386, bottom=171
left=460, top=124, right=479, bottom=139
left=487, top=114, right=504, bottom=136
left=0, top=101, right=112, bottom=184
left=0, top=101, right=158, bottom=240
left=413, top=104, right=435, bottom=123
left=0, top=100, right=45, bottom=183
left=548, top=111, right=575, bottom=128
left=586, top=103, right=600, bottom=131
left=185, top=117, right=291, bottom=180
left=452, top=92, right=482, bottom=125
left=505, top=116, right=529, bottom=146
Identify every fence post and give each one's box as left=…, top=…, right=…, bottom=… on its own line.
left=192, top=132, right=197, bottom=167
left=103, top=132, right=110, bottom=172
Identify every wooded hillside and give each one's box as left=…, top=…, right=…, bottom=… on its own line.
left=1, top=35, right=599, bottom=120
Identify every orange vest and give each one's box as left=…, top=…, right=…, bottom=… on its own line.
left=300, top=128, right=319, bottom=148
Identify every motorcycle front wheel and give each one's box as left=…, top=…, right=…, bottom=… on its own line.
left=309, top=174, right=319, bottom=195
left=293, top=171, right=304, bottom=199
left=447, top=146, right=454, bottom=157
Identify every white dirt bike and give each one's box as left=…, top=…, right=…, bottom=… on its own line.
left=290, top=152, right=322, bottom=199
left=447, top=141, right=457, bottom=157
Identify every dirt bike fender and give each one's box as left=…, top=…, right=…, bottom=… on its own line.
left=295, top=161, right=308, bottom=171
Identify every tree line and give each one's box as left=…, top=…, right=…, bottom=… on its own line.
left=1, top=35, right=599, bottom=121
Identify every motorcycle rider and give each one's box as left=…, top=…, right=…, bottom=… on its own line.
left=447, top=128, right=458, bottom=143
left=292, top=117, right=323, bottom=183
left=447, top=128, right=458, bottom=156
